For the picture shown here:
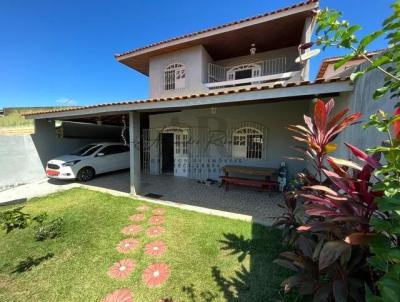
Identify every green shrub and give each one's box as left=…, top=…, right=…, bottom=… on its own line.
left=0, top=207, right=49, bottom=234
left=32, top=212, right=48, bottom=224
left=34, top=218, right=64, bottom=241
left=0, top=207, right=31, bottom=233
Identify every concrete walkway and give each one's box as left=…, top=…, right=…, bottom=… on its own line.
left=0, top=178, right=79, bottom=204
left=0, top=171, right=130, bottom=205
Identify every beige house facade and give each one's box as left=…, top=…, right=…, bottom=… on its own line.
left=25, top=0, right=365, bottom=195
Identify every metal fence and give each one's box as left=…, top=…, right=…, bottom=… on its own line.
left=208, top=57, right=287, bottom=84
left=141, top=123, right=266, bottom=180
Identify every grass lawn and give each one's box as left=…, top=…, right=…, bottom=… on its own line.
left=0, top=188, right=289, bottom=302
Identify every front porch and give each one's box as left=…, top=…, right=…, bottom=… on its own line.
left=23, top=77, right=353, bottom=224
left=84, top=171, right=283, bottom=224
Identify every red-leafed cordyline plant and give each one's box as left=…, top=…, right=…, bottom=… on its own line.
left=287, top=98, right=361, bottom=183
left=274, top=98, right=383, bottom=301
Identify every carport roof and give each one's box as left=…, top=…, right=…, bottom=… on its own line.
left=25, top=76, right=353, bottom=120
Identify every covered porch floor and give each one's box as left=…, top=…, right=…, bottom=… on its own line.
left=85, top=171, right=283, bottom=224
left=1, top=171, right=283, bottom=225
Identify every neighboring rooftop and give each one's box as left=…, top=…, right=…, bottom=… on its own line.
left=1, top=106, right=81, bottom=116
left=115, top=0, right=319, bottom=75
left=316, top=50, right=384, bottom=79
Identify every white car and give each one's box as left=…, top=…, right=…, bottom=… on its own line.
left=46, top=142, right=130, bottom=181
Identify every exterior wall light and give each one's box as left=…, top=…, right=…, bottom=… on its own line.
left=250, top=44, right=256, bottom=56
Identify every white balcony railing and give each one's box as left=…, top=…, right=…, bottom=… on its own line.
left=206, top=57, right=300, bottom=89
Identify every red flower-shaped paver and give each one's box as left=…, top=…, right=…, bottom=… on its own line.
left=149, top=215, right=165, bottom=225
left=129, top=213, right=145, bottom=222
left=101, top=288, right=133, bottom=302
left=121, top=224, right=143, bottom=236
left=152, top=208, right=166, bottom=215
left=117, top=239, right=140, bottom=253
left=142, top=263, right=170, bottom=288
left=136, top=205, right=150, bottom=212
left=145, top=241, right=167, bottom=257
left=147, top=226, right=166, bottom=237
left=108, top=259, right=137, bottom=279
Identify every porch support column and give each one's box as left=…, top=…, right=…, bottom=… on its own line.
left=301, top=15, right=315, bottom=81
left=129, top=111, right=141, bottom=195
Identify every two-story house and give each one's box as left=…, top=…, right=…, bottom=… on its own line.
left=25, top=0, right=354, bottom=195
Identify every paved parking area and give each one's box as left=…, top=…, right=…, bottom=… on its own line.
left=0, top=171, right=283, bottom=225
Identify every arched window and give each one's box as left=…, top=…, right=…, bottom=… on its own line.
left=164, top=63, right=186, bottom=91
left=227, top=63, right=261, bottom=81
left=232, top=125, right=264, bottom=159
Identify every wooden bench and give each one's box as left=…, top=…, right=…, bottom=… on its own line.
left=221, top=165, right=278, bottom=192
left=220, top=176, right=278, bottom=191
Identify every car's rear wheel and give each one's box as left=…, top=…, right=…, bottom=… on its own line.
left=77, top=167, right=95, bottom=182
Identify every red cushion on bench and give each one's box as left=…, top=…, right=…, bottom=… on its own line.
left=221, top=176, right=277, bottom=188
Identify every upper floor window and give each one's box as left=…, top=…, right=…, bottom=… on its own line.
left=227, top=63, right=261, bottom=81
left=164, top=63, right=185, bottom=91
left=232, top=126, right=264, bottom=159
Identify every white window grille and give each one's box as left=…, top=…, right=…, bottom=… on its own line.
left=182, top=134, right=188, bottom=155
left=164, top=63, right=185, bottom=91
left=227, top=63, right=262, bottom=81
left=175, top=133, right=181, bottom=154
left=232, top=126, right=264, bottom=159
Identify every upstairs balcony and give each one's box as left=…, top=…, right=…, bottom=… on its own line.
left=205, top=57, right=302, bottom=90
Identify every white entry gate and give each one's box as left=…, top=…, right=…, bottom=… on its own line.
left=162, top=127, right=189, bottom=177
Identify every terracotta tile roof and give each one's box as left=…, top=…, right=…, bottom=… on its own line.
left=114, top=0, right=319, bottom=58
left=316, top=49, right=385, bottom=79
left=25, top=76, right=351, bottom=118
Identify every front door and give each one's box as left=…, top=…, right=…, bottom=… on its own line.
left=173, top=132, right=188, bottom=177
left=161, top=133, right=174, bottom=174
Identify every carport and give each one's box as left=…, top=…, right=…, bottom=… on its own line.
left=28, top=111, right=140, bottom=193
left=26, top=105, right=151, bottom=194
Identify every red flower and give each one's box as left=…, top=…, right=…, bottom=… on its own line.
left=394, top=107, right=400, bottom=140
left=101, top=288, right=133, bottom=302
left=121, top=224, right=143, bottom=236
left=149, top=215, right=165, bottom=225
left=136, top=205, right=150, bottom=212
left=146, top=226, right=166, bottom=237
left=145, top=241, right=167, bottom=256
left=142, top=263, right=170, bottom=288
left=129, top=213, right=145, bottom=222
left=152, top=208, right=166, bottom=215
left=117, top=239, right=140, bottom=253
left=108, top=259, right=137, bottom=279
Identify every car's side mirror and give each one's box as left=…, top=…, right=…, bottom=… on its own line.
left=97, top=152, right=105, bottom=157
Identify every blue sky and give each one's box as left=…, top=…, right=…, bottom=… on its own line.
left=0, top=0, right=393, bottom=108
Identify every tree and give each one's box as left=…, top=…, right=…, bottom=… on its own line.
left=275, top=2, right=400, bottom=301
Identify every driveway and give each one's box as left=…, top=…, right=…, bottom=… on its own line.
left=0, top=171, right=130, bottom=205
